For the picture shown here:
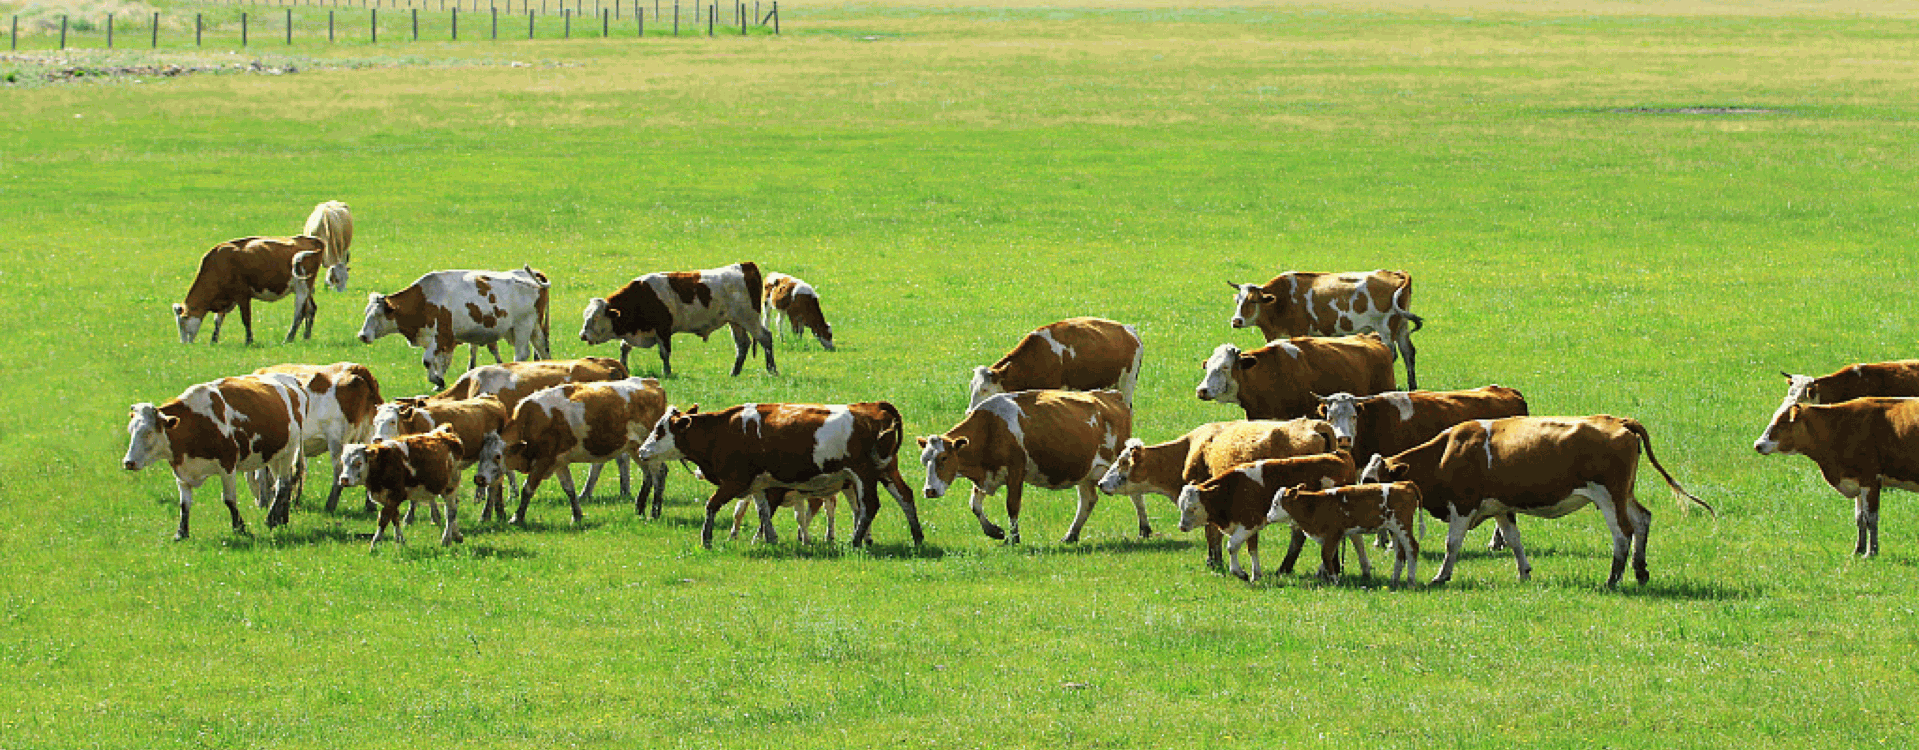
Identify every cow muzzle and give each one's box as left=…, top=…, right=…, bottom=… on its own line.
left=923, top=487, right=942, bottom=499
left=122, top=459, right=138, bottom=471
left=1196, top=387, right=1214, bottom=401
left=1753, top=439, right=1778, bottom=455
left=1230, top=317, right=1246, bottom=329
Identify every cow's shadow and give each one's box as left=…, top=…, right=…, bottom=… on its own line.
left=737, top=541, right=951, bottom=561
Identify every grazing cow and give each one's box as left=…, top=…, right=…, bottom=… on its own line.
left=762, top=272, right=836, bottom=351
left=250, top=362, right=385, bottom=512
left=338, top=425, right=467, bottom=549
left=122, top=375, right=310, bottom=539
left=371, top=394, right=513, bottom=520
left=919, top=389, right=1141, bottom=544
left=1096, top=418, right=1337, bottom=566
left=1195, top=335, right=1395, bottom=420
left=173, top=236, right=326, bottom=345
left=1173, top=452, right=1360, bottom=581
left=968, top=317, right=1143, bottom=409
left=638, top=401, right=921, bottom=548
left=1269, top=482, right=1421, bottom=585
left=358, top=267, right=553, bottom=389
left=1226, top=270, right=1425, bottom=388
left=473, top=377, right=670, bottom=526
left=1753, top=396, right=1919, bottom=557
left=301, top=200, right=353, bottom=292
left=579, top=261, right=775, bottom=377
left=1777, top=361, right=1919, bottom=406
left=1361, top=416, right=1712, bottom=587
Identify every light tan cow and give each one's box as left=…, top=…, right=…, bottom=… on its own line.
left=969, top=317, right=1142, bottom=408
left=1755, top=396, right=1919, bottom=557
left=1196, top=335, right=1395, bottom=420
left=1226, top=270, right=1424, bottom=388
left=301, top=200, right=353, bottom=291
left=173, top=236, right=327, bottom=345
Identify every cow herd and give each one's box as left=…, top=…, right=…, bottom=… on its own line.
left=124, top=207, right=1919, bottom=586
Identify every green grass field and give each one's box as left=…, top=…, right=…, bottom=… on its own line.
left=6, top=0, right=1919, bottom=745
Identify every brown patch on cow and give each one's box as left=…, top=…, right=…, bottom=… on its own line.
left=666, top=273, right=714, bottom=308
left=179, top=236, right=323, bottom=317
left=465, top=302, right=501, bottom=329
left=605, top=278, right=677, bottom=337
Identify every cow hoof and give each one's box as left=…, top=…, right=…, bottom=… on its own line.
left=982, top=527, right=1006, bottom=541
left=1138, top=527, right=1153, bottom=539
left=509, top=515, right=527, bottom=526
left=173, top=532, right=190, bottom=541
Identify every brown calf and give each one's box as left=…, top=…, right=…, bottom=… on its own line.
left=1172, top=451, right=1358, bottom=582
left=339, top=425, right=467, bottom=550
left=1269, top=482, right=1421, bottom=585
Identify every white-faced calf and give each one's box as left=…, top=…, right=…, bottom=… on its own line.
left=1269, top=482, right=1421, bottom=585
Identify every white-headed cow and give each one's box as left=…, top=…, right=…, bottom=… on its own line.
left=968, top=317, right=1142, bottom=409
left=474, top=377, right=670, bottom=526
left=1226, top=270, right=1424, bottom=388
left=173, top=236, right=327, bottom=345
left=1196, top=335, right=1395, bottom=420
left=123, top=375, right=310, bottom=539
left=579, top=261, right=775, bottom=378
left=358, top=267, right=552, bottom=389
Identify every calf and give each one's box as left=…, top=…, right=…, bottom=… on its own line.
left=1269, top=482, right=1421, bottom=585
left=338, top=425, right=467, bottom=549
left=474, top=377, right=670, bottom=526
left=762, top=272, right=836, bottom=351
left=968, top=317, right=1143, bottom=409
left=1173, top=452, right=1360, bottom=582
left=1195, top=335, right=1395, bottom=420
left=1362, top=415, right=1712, bottom=587
left=1754, top=396, right=1919, bottom=557
left=301, top=200, right=353, bottom=292
left=1226, top=270, right=1424, bottom=388
left=579, top=261, right=775, bottom=377
left=251, top=362, right=385, bottom=511
left=1777, top=361, right=1919, bottom=406
left=1096, top=418, right=1337, bottom=565
left=729, top=493, right=840, bottom=544
left=123, top=375, right=309, bottom=539
left=358, top=267, right=552, bottom=389
left=920, top=389, right=1142, bottom=544
left=173, top=235, right=326, bottom=345
left=638, top=402, right=921, bottom=548
left=371, top=394, right=513, bottom=520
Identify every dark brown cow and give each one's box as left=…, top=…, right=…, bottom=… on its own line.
left=173, top=235, right=326, bottom=345
left=1778, top=361, right=1919, bottom=406
left=1270, top=482, right=1421, bottom=585
left=579, top=261, right=775, bottom=377
left=358, top=267, right=553, bottom=389
left=920, top=390, right=1139, bottom=544
left=1195, top=335, right=1395, bottom=420
left=1754, top=396, right=1919, bottom=557
left=1226, top=270, right=1424, bottom=388
left=968, top=317, right=1143, bottom=408
left=638, top=402, right=921, bottom=548
left=762, top=272, right=835, bottom=351
left=1173, top=452, right=1360, bottom=581
left=1362, top=416, right=1712, bottom=587
left=123, top=375, right=310, bottom=539
left=339, top=425, right=467, bottom=549
left=475, top=377, right=670, bottom=526
left=251, top=362, right=385, bottom=511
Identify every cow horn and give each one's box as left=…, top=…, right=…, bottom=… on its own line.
left=1225, top=280, right=1241, bottom=291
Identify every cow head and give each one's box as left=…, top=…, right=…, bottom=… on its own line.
left=1359, top=453, right=1406, bottom=484
left=421, top=348, right=456, bottom=391
left=1754, top=398, right=1807, bottom=456
left=337, top=443, right=375, bottom=487
left=1316, top=392, right=1361, bottom=450
left=472, top=432, right=507, bottom=488
left=370, top=401, right=431, bottom=441
left=1266, top=484, right=1309, bottom=527
left=1227, top=281, right=1275, bottom=330
left=967, top=366, right=1006, bottom=410
left=1779, top=372, right=1820, bottom=405
left=172, top=303, right=205, bottom=344
left=636, top=405, right=696, bottom=462
left=358, top=293, right=397, bottom=344
left=580, top=298, right=622, bottom=346
left=1195, top=344, right=1249, bottom=404
left=916, top=435, right=968, bottom=499
left=326, top=263, right=350, bottom=293
left=123, top=403, right=175, bottom=471
left=1175, top=484, right=1209, bottom=532
left=1097, top=438, right=1147, bottom=496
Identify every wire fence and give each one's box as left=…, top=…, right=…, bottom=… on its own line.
left=5, top=0, right=778, bottom=50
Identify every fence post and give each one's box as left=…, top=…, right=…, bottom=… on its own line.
left=411, top=7, right=417, bottom=39
left=706, top=3, right=712, bottom=35
left=772, top=1, right=776, bottom=34
left=739, top=2, right=744, bottom=34
left=59, top=15, right=66, bottom=49
left=196, top=13, right=202, bottom=45
left=241, top=13, right=247, bottom=46
left=601, top=7, right=607, bottom=36
left=10, top=15, right=16, bottom=51
left=563, top=8, right=569, bottom=37
left=636, top=5, right=642, bottom=36
left=286, top=8, right=292, bottom=44
left=108, top=13, right=115, bottom=48
left=151, top=11, right=158, bottom=47
left=371, top=8, right=376, bottom=42
left=527, top=9, right=532, bottom=38
left=329, top=10, right=334, bottom=40
left=452, top=6, right=457, bottom=38
left=672, top=1, right=677, bottom=35
left=491, top=6, right=496, bottom=39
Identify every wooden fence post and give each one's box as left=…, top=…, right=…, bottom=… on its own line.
left=411, top=7, right=417, bottom=39
left=706, top=3, right=712, bottom=35
left=452, top=6, right=458, bottom=38
left=527, top=9, right=533, bottom=38
left=371, top=8, right=377, bottom=42
left=772, top=1, right=776, bottom=34
left=196, top=13, right=202, bottom=45
left=601, top=8, right=607, bottom=36
left=491, top=6, right=497, bottom=39
left=286, top=8, right=292, bottom=44
left=636, top=5, right=642, bottom=36
left=108, top=13, right=115, bottom=48
left=152, top=11, right=159, bottom=47
left=739, top=2, right=744, bottom=35
left=10, top=15, right=17, bottom=51
left=59, top=15, right=66, bottom=49
left=329, top=10, right=334, bottom=41
left=241, top=12, right=247, bottom=46
left=672, top=1, right=677, bottom=35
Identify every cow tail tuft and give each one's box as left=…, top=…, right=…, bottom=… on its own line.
left=1624, top=418, right=1716, bottom=517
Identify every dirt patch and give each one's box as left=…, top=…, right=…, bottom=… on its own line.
left=0, top=54, right=302, bottom=84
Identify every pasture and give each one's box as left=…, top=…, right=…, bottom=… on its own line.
left=6, top=0, right=1919, bottom=745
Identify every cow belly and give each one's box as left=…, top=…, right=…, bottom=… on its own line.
left=1481, top=492, right=1592, bottom=521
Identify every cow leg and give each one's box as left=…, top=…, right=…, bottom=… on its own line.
left=1390, top=524, right=1417, bottom=586
left=851, top=477, right=884, bottom=547
left=1488, top=514, right=1514, bottom=550
left=969, top=486, right=1006, bottom=541
left=1207, top=525, right=1227, bottom=569
left=657, top=336, right=675, bottom=378
left=1628, top=500, right=1653, bottom=585
left=619, top=342, right=633, bottom=371
left=1005, top=484, right=1025, bottom=545
left=1495, top=513, right=1536, bottom=583
left=247, top=467, right=270, bottom=509
left=1225, top=526, right=1257, bottom=581
left=573, top=463, right=599, bottom=503
left=266, top=468, right=297, bottom=529
left=639, top=461, right=667, bottom=518
left=793, top=492, right=815, bottom=545
left=758, top=324, right=777, bottom=375
left=882, top=467, right=923, bottom=546
left=1060, top=483, right=1100, bottom=544
left=172, top=477, right=200, bottom=540
left=555, top=466, right=585, bottom=525
left=425, top=348, right=454, bottom=390
left=1129, top=493, right=1152, bottom=539
left=1433, top=513, right=1473, bottom=585
left=1247, top=532, right=1262, bottom=582
left=219, top=474, right=251, bottom=536
left=616, top=454, right=633, bottom=503
left=486, top=343, right=504, bottom=364
left=238, top=298, right=255, bottom=345
left=301, top=293, right=316, bottom=340
left=323, top=440, right=347, bottom=512
left=441, top=491, right=464, bottom=545
left=510, top=465, right=552, bottom=526
left=728, top=324, right=753, bottom=377
left=1277, top=526, right=1307, bottom=575
left=1856, top=485, right=1882, bottom=557
left=701, top=484, right=750, bottom=548
left=756, top=491, right=780, bottom=544
left=209, top=311, right=226, bottom=344
left=728, top=496, right=753, bottom=540
left=1319, top=536, right=1342, bottom=584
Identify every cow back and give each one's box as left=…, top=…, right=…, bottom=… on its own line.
left=1188, top=418, right=1337, bottom=482
left=987, top=318, right=1141, bottom=395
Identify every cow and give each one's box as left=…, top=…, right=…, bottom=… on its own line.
left=1172, top=452, right=1360, bottom=582
left=1777, top=361, right=1919, bottom=406
left=473, top=377, right=670, bottom=526
left=919, top=389, right=1142, bottom=544
left=371, top=394, right=513, bottom=521
left=1096, top=418, right=1337, bottom=566
left=1753, top=396, right=1919, bottom=557
left=358, top=267, right=552, bottom=389
left=637, top=402, right=922, bottom=548
left=1226, top=270, right=1425, bottom=388
left=1361, top=415, right=1713, bottom=587
left=579, top=261, right=775, bottom=378
left=1195, top=335, right=1395, bottom=420
left=338, top=425, right=467, bottom=549
left=250, top=362, right=385, bottom=512
left=968, top=317, right=1142, bottom=409
left=1269, top=482, right=1421, bottom=585
left=762, top=272, right=836, bottom=351
left=730, top=493, right=840, bottom=544
left=301, top=200, right=353, bottom=292
left=173, top=235, right=327, bottom=345
left=123, top=375, right=310, bottom=540
left=431, top=357, right=631, bottom=407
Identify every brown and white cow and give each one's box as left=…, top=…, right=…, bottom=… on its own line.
left=579, top=261, right=775, bottom=378
left=637, top=402, right=921, bottom=548
left=371, top=394, right=513, bottom=520
left=1096, top=418, right=1337, bottom=566
left=338, top=425, right=466, bottom=549
left=762, top=272, right=835, bottom=351
left=920, top=389, right=1141, bottom=544
left=123, top=375, right=310, bottom=539
left=173, top=236, right=327, bottom=345
left=473, top=377, right=670, bottom=526
left=1269, top=482, right=1421, bottom=585
left=968, top=317, right=1143, bottom=409
left=358, top=267, right=552, bottom=389
left=301, top=200, right=353, bottom=292
left=1173, top=452, right=1360, bottom=581
left=251, top=362, right=385, bottom=512
left=431, top=357, right=631, bottom=407
left=1361, top=416, right=1712, bottom=587
left=728, top=493, right=840, bottom=543
left=1754, top=396, right=1919, bottom=557
left=1195, top=335, right=1395, bottom=420
left=1226, top=270, right=1424, bottom=388
left=1777, top=361, right=1919, bottom=407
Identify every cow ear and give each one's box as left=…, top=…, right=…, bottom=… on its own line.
left=162, top=415, right=180, bottom=429
left=1255, top=292, right=1276, bottom=304
left=1315, top=403, right=1328, bottom=418
left=915, top=437, right=929, bottom=448
left=951, top=437, right=969, bottom=451
left=1237, top=355, right=1258, bottom=370
left=171, top=302, right=186, bottom=318
left=1225, top=280, right=1240, bottom=291
left=685, top=404, right=700, bottom=415
left=607, top=307, right=621, bottom=319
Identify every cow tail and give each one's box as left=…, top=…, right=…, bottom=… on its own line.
left=872, top=401, right=905, bottom=469
left=1623, top=418, right=1716, bottom=517
left=528, top=265, right=553, bottom=359
left=741, top=262, right=765, bottom=314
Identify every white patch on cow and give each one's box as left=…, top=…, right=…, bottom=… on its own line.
left=1196, top=344, right=1242, bottom=404
left=1754, top=394, right=1801, bottom=455
left=812, top=407, right=855, bottom=468
left=1229, top=284, right=1258, bottom=329
left=975, top=395, right=1027, bottom=447
left=1383, top=392, right=1415, bottom=422
left=1098, top=440, right=1142, bottom=495
left=967, top=366, right=1004, bottom=410
left=1359, top=454, right=1390, bottom=483
left=1036, top=328, right=1072, bottom=359
left=123, top=403, right=169, bottom=470
left=1265, top=486, right=1293, bottom=526
left=635, top=410, right=681, bottom=462
left=1474, top=419, right=1497, bottom=468
left=740, top=404, right=764, bottom=439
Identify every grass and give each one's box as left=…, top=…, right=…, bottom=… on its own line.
left=5, top=0, right=1919, bottom=746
